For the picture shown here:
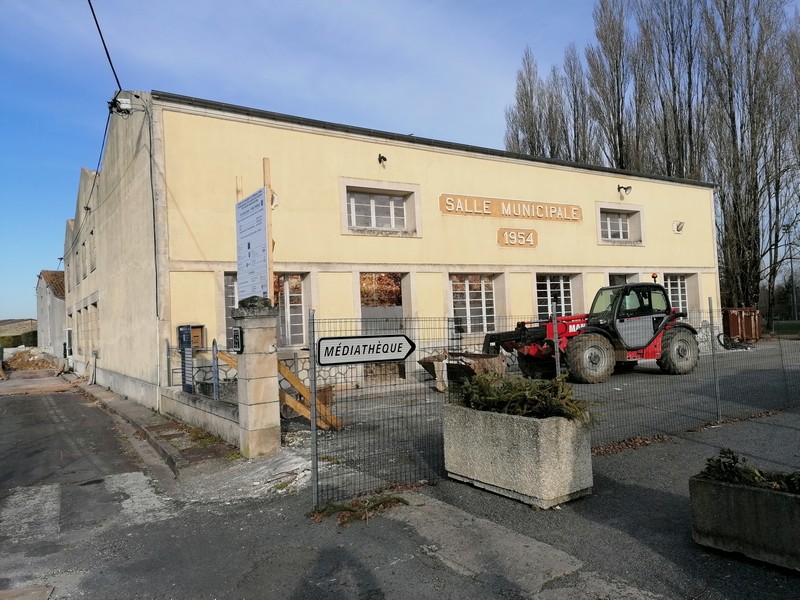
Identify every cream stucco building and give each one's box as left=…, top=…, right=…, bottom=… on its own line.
left=64, top=90, right=719, bottom=408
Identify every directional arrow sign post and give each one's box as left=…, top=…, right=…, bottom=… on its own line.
left=317, top=334, right=416, bottom=366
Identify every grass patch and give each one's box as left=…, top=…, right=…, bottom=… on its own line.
left=225, top=451, right=243, bottom=461
left=310, top=493, right=409, bottom=526
left=186, top=426, right=224, bottom=447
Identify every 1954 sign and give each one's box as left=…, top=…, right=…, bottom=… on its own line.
left=497, top=228, right=538, bottom=248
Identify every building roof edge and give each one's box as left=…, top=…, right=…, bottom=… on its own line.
left=149, top=90, right=716, bottom=190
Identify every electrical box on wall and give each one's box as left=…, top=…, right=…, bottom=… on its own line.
left=231, top=326, right=244, bottom=354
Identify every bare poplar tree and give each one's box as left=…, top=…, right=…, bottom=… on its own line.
left=763, top=13, right=800, bottom=323
left=562, top=43, right=601, bottom=163
left=634, top=0, right=707, bottom=178
left=505, top=47, right=545, bottom=156
left=702, top=0, right=787, bottom=307
left=586, top=0, right=632, bottom=169
left=505, top=48, right=572, bottom=160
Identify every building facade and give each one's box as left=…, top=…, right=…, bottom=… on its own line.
left=64, top=90, right=719, bottom=408
left=36, top=270, right=65, bottom=356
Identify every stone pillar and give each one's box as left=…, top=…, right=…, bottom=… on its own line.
left=233, top=302, right=281, bottom=458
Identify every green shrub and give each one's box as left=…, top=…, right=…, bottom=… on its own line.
left=702, top=448, right=800, bottom=494
left=456, top=373, right=591, bottom=423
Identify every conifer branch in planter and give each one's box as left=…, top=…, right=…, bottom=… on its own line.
left=701, top=448, right=800, bottom=494
left=455, top=373, right=592, bottom=424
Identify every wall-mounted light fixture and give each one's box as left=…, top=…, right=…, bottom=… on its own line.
left=378, top=153, right=388, bottom=166
left=617, top=185, right=632, bottom=195
left=672, top=221, right=685, bottom=233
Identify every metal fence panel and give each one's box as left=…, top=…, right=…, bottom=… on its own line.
left=307, top=311, right=800, bottom=506
left=310, top=317, right=452, bottom=506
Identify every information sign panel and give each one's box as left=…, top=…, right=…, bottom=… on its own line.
left=236, top=188, right=269, bottom=300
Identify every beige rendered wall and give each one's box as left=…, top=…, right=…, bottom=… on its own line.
left=158, top=104, right=719, bottom=327
left=66, top=94, right=160, bottom=406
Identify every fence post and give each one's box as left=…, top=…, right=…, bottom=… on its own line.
left=708, top=297, right=722, bottom=421
left=211, top=339, right=219, bottom=402
left=551, top=302, right=561, bottom=377
left=166, top=340, right=171, bottom=387
left=309, top=309, right=319, bottom=509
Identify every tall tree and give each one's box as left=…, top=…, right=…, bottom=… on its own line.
left=562, top=43, right=601, bottom=163
left=702, top=0, right=787, bottom=307
left=585, top=0, right=632, bottom=169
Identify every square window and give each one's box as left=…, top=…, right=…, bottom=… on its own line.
left=597, top=204, right=643, bottom=245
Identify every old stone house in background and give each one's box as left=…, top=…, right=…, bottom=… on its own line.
left=36, top=270, right=65, bottom=357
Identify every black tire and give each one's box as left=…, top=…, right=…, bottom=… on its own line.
left=717, top=332, right=733, bottom=350
left=566, top=333, right=615, bottom=384
left=518, top=354, right=557, bottom=379
left=659, top=328, right=699, bottom=374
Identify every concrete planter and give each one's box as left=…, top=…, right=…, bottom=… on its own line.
left=443, top=403, right=592, bottom=509
left=689, top=475, right=800, bottom=571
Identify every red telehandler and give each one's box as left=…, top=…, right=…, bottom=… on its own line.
left=482, top=282, right=699, bottom=383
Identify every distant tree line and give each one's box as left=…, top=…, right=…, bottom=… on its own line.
left=505, top=0, right=800, bottom=324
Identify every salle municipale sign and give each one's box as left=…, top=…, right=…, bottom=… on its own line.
left=438, top=194, right=582, bottom=222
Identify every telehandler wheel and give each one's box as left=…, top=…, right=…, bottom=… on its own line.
left=566, top=333, right=615, bottom=384
left=659, top=328, right=699, bottom=374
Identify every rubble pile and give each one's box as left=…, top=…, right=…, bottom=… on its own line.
left=3, top=349, right=58, bottom=371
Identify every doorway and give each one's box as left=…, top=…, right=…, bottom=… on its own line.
left=360, top=273, right=404, bottom=379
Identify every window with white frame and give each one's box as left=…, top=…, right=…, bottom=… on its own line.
left=340, top=178, right=421, bottom=237
left=664, top=274, right=688, bottom=313
left=601, top=211, right=630, bottom=240
left=597, top=204, right=643, bottom=244
left=223, top=273, right=238, bottom=350
left=347, top=192, right=406, bottom=230
left=275, top=273, right=306, bottom=347
left=537, top=275, right=573, bottom=317
left=450, top=274, right=495, bottom=334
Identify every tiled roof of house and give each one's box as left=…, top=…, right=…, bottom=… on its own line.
left=39, top=270, right=65, bottom=300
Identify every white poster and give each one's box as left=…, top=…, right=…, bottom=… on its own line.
left=235, top=188, right=269, bottom=300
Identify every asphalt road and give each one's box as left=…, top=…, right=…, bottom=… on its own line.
left=2, top=369, right=799, bottom=600
left=0, top=378, right=662, bottom=599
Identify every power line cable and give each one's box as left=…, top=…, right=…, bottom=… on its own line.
left=87, top=0, right=122, bottom=91
left=63, top=111, right=111, bottom=260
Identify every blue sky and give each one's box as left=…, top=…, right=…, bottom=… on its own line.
left=0, top=0, right=597, bottom=319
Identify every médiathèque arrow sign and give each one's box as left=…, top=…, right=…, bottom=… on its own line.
left=317, top=334, right=416, bottom=366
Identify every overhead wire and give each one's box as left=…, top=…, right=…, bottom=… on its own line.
left=62, top=111, right=111, bottom=259
left=62, top=0, right=123, bottom=262
left=87, top=0, right=122, bottom=92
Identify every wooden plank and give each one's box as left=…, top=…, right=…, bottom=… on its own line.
left=279, top=390, right=330, bottom=431
left=217, top=350, right=238, bottom=369
left=277, top=362, right=342, bottom=430
left=315, top=398, right=343, bottom=431
left=278, top=362, right=310, bottom=399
